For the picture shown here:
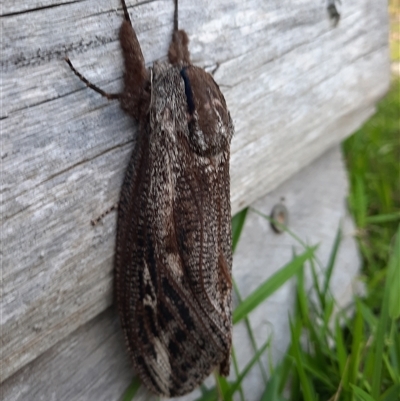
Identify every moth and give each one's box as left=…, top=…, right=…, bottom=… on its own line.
left=67, top=0, right=234, bottom=397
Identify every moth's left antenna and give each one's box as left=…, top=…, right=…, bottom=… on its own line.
left=174, top=0, right=178, bottom=32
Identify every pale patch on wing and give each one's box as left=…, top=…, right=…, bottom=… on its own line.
left=143, top=293, right=156, bottom=307
left=167, top=253, right=183, bottom=277
left=143, top=261, right=157, bottom=307
left=151, top=337, right=172, bottom=393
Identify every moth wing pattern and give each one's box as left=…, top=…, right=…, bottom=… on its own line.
left=116, top=61, right=234, bottom=396
left=65, top=0, right=233, bottom=395
left=64, top=0, right=235, bottom=396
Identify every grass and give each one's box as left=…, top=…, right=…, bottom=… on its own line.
left=390, top=2, right=400, bottom=61
left=122, top=13, right=400, bottom=401
left=342, top=78, right=400, bottom=313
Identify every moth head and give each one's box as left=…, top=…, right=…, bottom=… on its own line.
left=180, top=66, right=233, bottom=156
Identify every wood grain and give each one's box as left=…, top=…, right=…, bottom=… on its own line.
left=2, top=146, right=361, bottom=401
left=1, top=0, right=389, bottom=382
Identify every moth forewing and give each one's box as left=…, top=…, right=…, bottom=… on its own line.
left=67, top=0, right=234, bottom=397
left=116, top=64, right=233, bottom=396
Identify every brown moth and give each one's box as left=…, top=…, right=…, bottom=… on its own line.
left=67, top=0, right=233, bottom=396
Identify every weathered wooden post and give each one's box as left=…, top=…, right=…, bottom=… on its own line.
left=1, top=0, right=390, bottom=399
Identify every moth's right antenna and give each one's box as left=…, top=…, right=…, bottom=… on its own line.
left=168, top=0, right=190, bottom=65
left=174, top=0, right=179, bottom=31
left=121, top=0, right=133, bottom=26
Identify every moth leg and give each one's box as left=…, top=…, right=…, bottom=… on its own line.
left=210, top=62, right=220, bottom=76
left=91, top=202, right=119, bottom=226
left=65, top=58, right=121, bottom=100
left=168, top=0, right=191, bottom=65
left=118, top=3, right=149, bottom=118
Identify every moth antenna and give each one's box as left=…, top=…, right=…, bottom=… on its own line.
left=121, top=0, right=133, bottom=26
left=168, top=0, right=191, bottom=65
left=174, top=0, right=178, bottom=31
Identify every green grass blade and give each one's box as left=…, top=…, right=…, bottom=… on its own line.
left=380, top=384, right=400, bottom=401
left=348, top=301, right=363, bottom=388
left=365, top=212, right=400, bottom=224
left=358, top=301, right=378, bottom=328
left=383, top=353, right=398, bottom=385
left=230, top=347, right=245, bottom=401
left=388, top=225, right=400, bottom=319
left=353, top=176, right=368, bottom=228
left=260, top=366, right=286, bottom=401
left=300, top=357, right=336, bottom=389
left=295, top=263, right=310, bottom=325
left=295, top=263, right=328, bottom=369
left=335, top=318, right=348, bottom=379
left=322, top=225, right=342, bottom=301
left=289, top=318, right=315, bottom=401
left=288, top=368, right=301, bottom=401
left=309, top=254, right=324, bottom=310
left=321, top=297, right=334, bottom=343
left=351, top=384, right=376, bottom=401
left=224, top=336, right=272, bottom=399
left=233, top=247, right=316, bottom=324
left=277, top=354, right=295, bottom=395
left=231, top=208, right=248, bottom=253
left=388, top=321, right=400, bottom=384
left=233, top=279, right=268, bottom=384
left=121, top=377, right=141, bottom=401
left=215, top=374, right=231, bottom=401
left=371, top=247, right=393, bottom=398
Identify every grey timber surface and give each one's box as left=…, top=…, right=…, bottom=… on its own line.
left=2, top=0, right=389, bottom=384
left=2, top=146, right=361, bottom=400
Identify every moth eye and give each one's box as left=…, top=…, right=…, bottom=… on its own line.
left=180, top=67, right=195, bottom=115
